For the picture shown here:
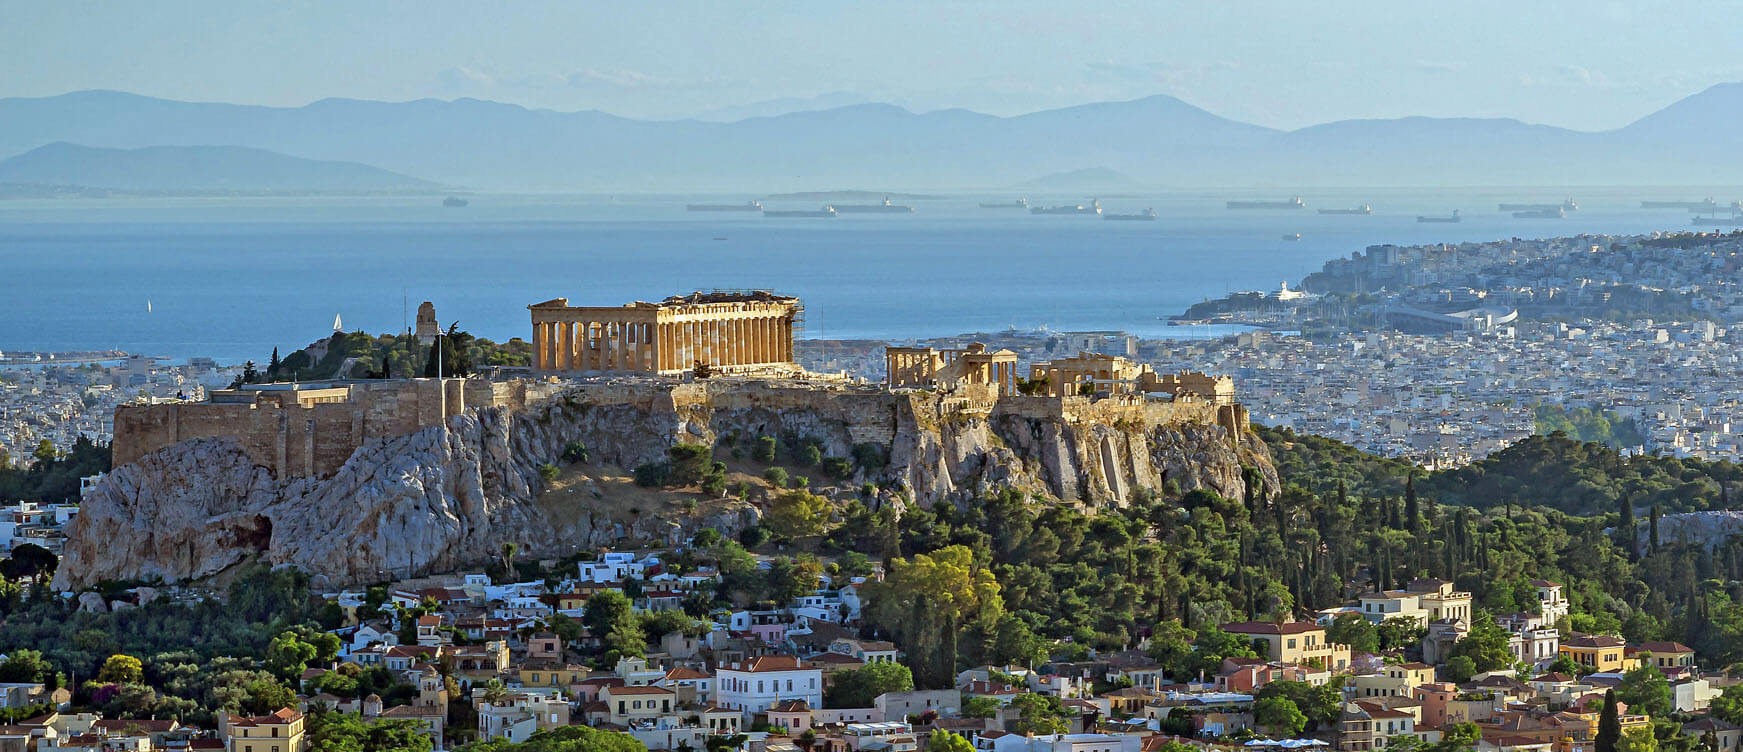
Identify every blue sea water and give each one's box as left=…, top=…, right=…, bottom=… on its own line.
left=0, top=188, right=1737, bottom=364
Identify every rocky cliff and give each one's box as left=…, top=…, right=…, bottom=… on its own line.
left=57, top=378, right=1276, bottom=589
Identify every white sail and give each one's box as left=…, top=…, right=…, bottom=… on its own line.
left=333, top=314, right=343, bottom=332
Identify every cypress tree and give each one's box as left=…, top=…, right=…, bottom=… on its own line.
left=1618, top=495, right=1637, bottom=561
left=266, top=347, right=281, bottom=379
left=1405, top=473, right=1421, bottom=531
left=1649, top=504, right=1661, bottom=553
left=1596, top=689, right=1620, bottom=752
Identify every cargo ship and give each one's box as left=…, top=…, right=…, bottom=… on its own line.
left=980, top=198, right=1029, bottom=209
left=442, top=196, right=468, bottom=208
left=1513, top=207, right=1564, bottom=219
left=1498, top=199, right=1577, bottom=212
left=1643, top=198, right=1716, bottom=210
left=1227, top=197, right=1304, bottom=209
left=1417, top=210, right=1461, bottom=223
left=1282, top=233, right=1302, bottom=241
left=763, top=205, right=837, bottom=218
left=1103, top=208, right=1156, bottom=221
left=1318, top=205, right=1372, bottom=215
left=687, top=200, right=762, bottom=211
left=1031, top=199, right=1102, bottom=215
left=833, top=197, right=915, bottom=213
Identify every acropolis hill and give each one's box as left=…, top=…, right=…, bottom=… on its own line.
left=59, top=293, right=1273, bottom=589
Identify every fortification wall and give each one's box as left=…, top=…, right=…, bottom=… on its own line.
left=112, top=379, right=526, bottom=479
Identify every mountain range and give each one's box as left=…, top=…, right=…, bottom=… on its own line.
left=3, top=86, right=1742, bottom=191
left=0, top=142, right=436, bottom=194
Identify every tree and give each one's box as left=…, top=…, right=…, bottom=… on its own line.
left=1326, top=612, right=1380, bottom=653
left=1433, top=723, right=1480, bottom=752
left=824, top=662, right=914, bottom=708
left=500, top=542, right=519, bottom=577
left=865, top=545, right=1003, bottom=688
left=267, top=348, right=281, bottom=379
left=308, top=710, right=433, bottom=752
left=1448, top=612, right=1512, bottom=675
left=703, top=733, right=746, bottom=752
left=766, top=489, right=828, bottom=537
left=1377, top=616, right=1426, bottom=652
left=1597, top=689, right=1621, bottom=752
left=266, top=631, right=319, bottom=679
left=1254, top=696, right=1307, bottom=738
left=460, top=725, right=646, bottom=752
left=0, top=650, right=52, bottom=684
left=1617, top=727, right=1658, bottom=752
left=98, top=654, right=144, bottom=684
left=1615, top=661, right=1671, bottom=718
left=583, top=590, right=634, bottom=638
left=1009, top=692, right=1069, bottom=735
left=1255, top=681, right=1342, bottom=729
left=1445, top=656, right=1478, bottom=683
left=1711, top=683, right=1743, bottom=726
left=924, top=730, right=974, bottom=752
left=961, top=695, right=1002, bottom=719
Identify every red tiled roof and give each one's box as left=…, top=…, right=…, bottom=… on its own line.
left=1220, top=620, right=1324, bottom=635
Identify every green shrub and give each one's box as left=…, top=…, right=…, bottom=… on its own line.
left=633, top=462, right=671, bottom=487
left=538, top=463, right=560, bottom=482
left=753, top=436, right=778, bottom=463
left=790, top=475, right=810, bottom=489
left=797, top=443, right=822, bottom=467
left=739, top=526, right=772, bottom=548
left=764, top=467, right=790, bottom=487
left=701, top=474, right=728, bottom=498
left=561, top=441, right=589, bottom=463
left=821, top=456, right=854, bottom=480
left=851, top=442, right=889, bottom=471
left=668, top=443, right=713, bottom=485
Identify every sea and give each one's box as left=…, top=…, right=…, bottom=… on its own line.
left=2, top=186, right=1739, bottom=365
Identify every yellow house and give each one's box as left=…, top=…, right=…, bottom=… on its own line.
left=519, top=661, right=590, bottom=689
left=1627, top=642, right=1696, bottom=671
left=1351, top=663, right=1437, bottom=700
left=1560, top=636, right=1632, bottom=673
left=221, top=709, right=307, bottom=752
left=1220, top=621, right=1352, bottom=672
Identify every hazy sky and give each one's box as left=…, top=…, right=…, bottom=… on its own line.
left=4, top=1, right=1740, bottom=130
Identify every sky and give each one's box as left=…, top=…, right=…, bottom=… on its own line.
left=3, top=1, right=1741, bottom=130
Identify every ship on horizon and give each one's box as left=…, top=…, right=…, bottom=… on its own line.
left=980, top=198, right=1028, bottom=209
left=1103, top=208, right=1156, bottom=221
left=833, top=197, right=915, bottom=214
left=1643, top=198, right=1717, bottom=210
left=1318, top=204, right=1372, bottom=215
left=763, top=205, right=837, bottom=218
left=1499, top=198, right=1577, bottom=212
left=442, top=196, right=468, bottom=208
left=1031, top=199, right=1102, bottom=215
left=1228, top=197, right=1304, bottom=210
left=1417, top=210, right=1461, bottom=223
left=1513, top=207, right=1565, bottom=219
left=687, top=200, right=763, bottom=211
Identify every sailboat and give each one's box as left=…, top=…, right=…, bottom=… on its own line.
left=333, top=314, right=343, bottom=332
left=146, top=300, right=152, bottom=313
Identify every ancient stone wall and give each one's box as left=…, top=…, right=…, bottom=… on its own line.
left=111, top=379, right=525, bottom=479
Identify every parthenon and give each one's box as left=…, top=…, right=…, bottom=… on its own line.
left=528, top=291, right=801, bottom=375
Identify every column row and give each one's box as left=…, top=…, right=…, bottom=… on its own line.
left=656, top=315, right=791, bottom=371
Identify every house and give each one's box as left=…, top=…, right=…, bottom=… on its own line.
left=1559, top=635, right=1629, bottom=673
left=1627, top=641, right=1696, bottom=671
left=876, top=690, right=960, bottom=721
left=1683, top=717, right=1743, bottom=751
left=1529, top=581, right=1570, bottom=624
left=1350, top=663, right=1435, bottom=699
left=767, top=699, right=814, bottom=734
left=715, top=655, right=824, bottom=718
left=475, top=693, right=569, bottom=743
left=830, top=638, right=899, bottom=665
left=842, top=722, right=919, bottom=752
left=526, top=633, right=563, bottom=661
left=1405, top=579, right=1474, bottom=623
left=517, top=661, right=588, bottom=689
left=1219, top=621, right=1351, bottom=672
left=1358, top=591, right=1430, bottom=627
left=1338, top=701, right=1416, bottom=751
left=988, top=732, right=1142, bottom=752
left=598, top=685, right=675, bottom=726
left=663, top=667, right=714, bottom=705
left=219, top=709, right=306, bottom=752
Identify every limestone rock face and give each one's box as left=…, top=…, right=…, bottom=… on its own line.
left=58, top=381, right=1275, bottom=589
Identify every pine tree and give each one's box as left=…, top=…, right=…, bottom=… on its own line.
left=1595, top=689, right=1620, bottom=752
left=267, top=347, right=281, bottom=379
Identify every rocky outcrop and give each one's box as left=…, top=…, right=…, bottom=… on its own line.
left=57, top=378, right=1276, bottom=590
left=1637, top=511, right=1743, bottom=553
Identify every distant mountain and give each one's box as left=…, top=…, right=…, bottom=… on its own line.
left=688, top=92, right=873, bottom=122
left=2, top=86, right=1742, bottom=190
left=1018, top=167, right=1146, bottom=191
left=0, top=142, right=437, bottom=194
